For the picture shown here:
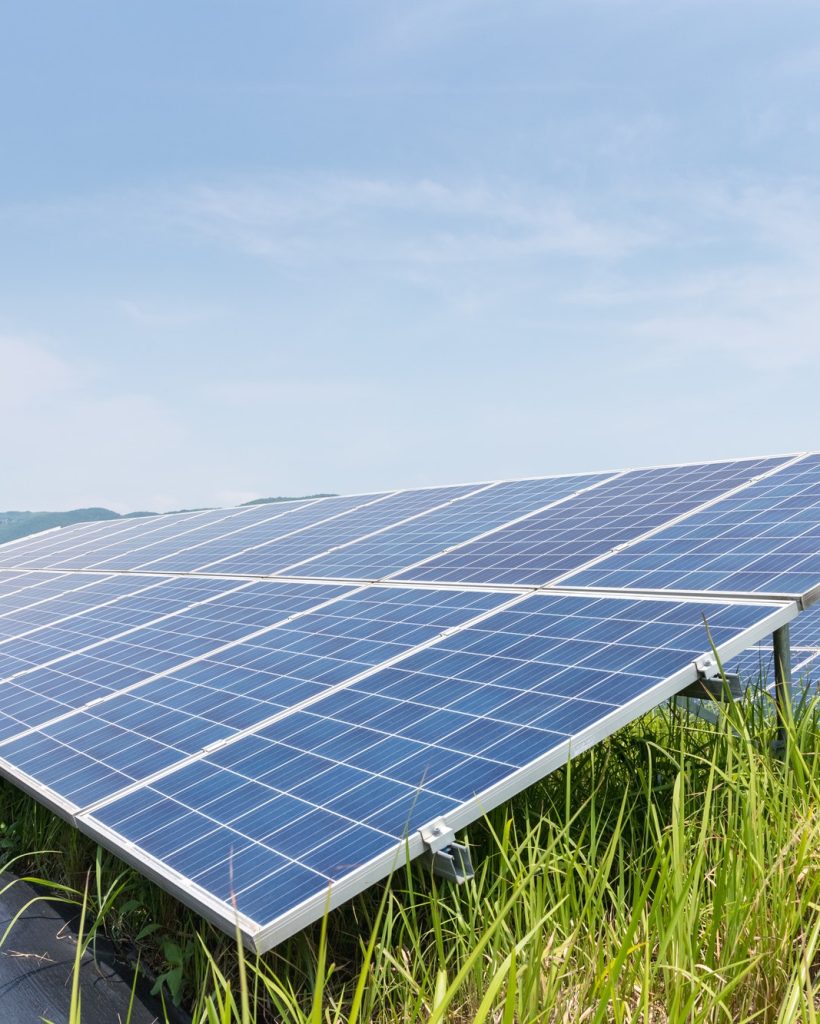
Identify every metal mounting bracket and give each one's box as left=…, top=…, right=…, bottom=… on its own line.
left=678, top=656, right=742, bottom=701
left=419, top=819, right=474, bottom=884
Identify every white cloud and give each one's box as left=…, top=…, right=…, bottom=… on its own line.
left=632, top=301, right=820, bottom=373
left=1, top=172, right=818, bottom=511
left=174, top=175, right=650, bottom=266
left=561, top=181, right=820, bottom=371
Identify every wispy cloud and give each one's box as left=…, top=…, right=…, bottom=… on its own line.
left=549, top=181, right=820, bottom=371
left=0, top=176, right=651, bottom=269
left=633, top=298, right=820, bottom=372
left=6, top=173, right=820, bottom=377
left=174, top=176, right=650, bottom=266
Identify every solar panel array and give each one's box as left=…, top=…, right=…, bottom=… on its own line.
left=562, top=454, right=820, bottom=598
left=728, top=600, right=820, bottom=688
left=0, top=452, right=817, bottom=950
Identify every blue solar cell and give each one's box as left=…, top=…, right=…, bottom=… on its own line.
left=0, top=585, right=509, bottom=799
left=0, top=575, right=160, bottom=640
left=87, top=500, right=322, bottom=571
left=5, top=511, right=210, bottom=570
left=0, top=575, right=245, bottom=682
left=0, top=520, right=134, bottom=569
left=135, top=494, right=384, bottom=573
left=0, top=570, right=37, bottom=587
left=395, top=456, right=792, bottom=587
left=79, top=590, right=786, bottom=946
left=49, top=508, right=261, bottom=571
left=202, top=484, right=484, bottom=577
left=783, top=602, right=820, bottom=649
left=281, top=474, right=613, bottom=581
left=725, top=600, right=820, bottom=687
left=691, top=642, right=818, bottom=717
left=0, top=579, right=351, bottom=742
left=562, top=454, right=820, bottom=598
left=0, top=572, right=103, bottom=611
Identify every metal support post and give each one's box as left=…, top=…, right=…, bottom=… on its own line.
left=773, top=623, right=792, bottom=753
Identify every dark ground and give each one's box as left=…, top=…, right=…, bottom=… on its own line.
left=0, top=872, right=183, bottom=1024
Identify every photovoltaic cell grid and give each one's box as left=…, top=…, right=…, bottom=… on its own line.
left=19, top=503, right=312, bottom=573
left=137, top=493, right=385, bottom=573
left=281, top=473, right=613, bottom=580
left=80, top=500, right=324, bottom=571
left=0, top=509, right=219, bottom=570
left=11, top=498, right=335, bottom=574
left=196, top=483, right=484, bottom=577
left=396, top=456, right=791, bottom=587
left=0, top=497, right=378, bottom=574
left=0, top=519, right=145, bottom=568
left=0, top=575, right=251, bottom=680
left=0, top=585, right=510, bottom=805
left=728, top=648, right=820, bottom=691
left=728, top=601, right=820, bottom=688
left=0, top=570, right=37, bottom=588
left=0, top=573, right=165, bottom=642
left=562, top=453, right=820, bottom=598
left=0, top=578, right=357, bottom=743
left=0, top=570, right=106, bottom=610
left=0, top=452, right=816, bottom=952
left=79, top=591, right=789, bottom=943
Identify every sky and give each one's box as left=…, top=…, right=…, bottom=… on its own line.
left=2, top=1, right=819, bottom=512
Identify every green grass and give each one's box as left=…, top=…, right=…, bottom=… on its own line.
left=1, top=687, right=818, bottom=1023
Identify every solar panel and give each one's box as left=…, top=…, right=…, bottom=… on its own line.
left=50, top=591, right=790, bottom=949
left=0, top=510, right=209, bottom=570
left=27, top=507, right=271, bottom=571
left=0, top=452, right=816, bottom=952
left=559, top=453, right=820, bottom=600
left=0, top=575, right=249, bottom=680
left=0, top=520, right=143, bottom=568
left=728, top=600, right=820, bottom=686
left=0, top=574, right=165, bottom=641
left=0, top=570, right=105, bottom=600
left=0, top=585, right=511, bottom=807
left=84, top=500, right=324, bottom=571
left=191, top=483, right=487, bottom=576
left=394, top=456, right=792, bottom=587
left=0, top=579, right=359, bottom=741
left=797, top=651, right=820, bottom=677
left=278, top=473, right=616, bottom=580
left=135, top=493, right=387, bottom=573
left=0, top=571, right=114, bottom=611
left=0, top=570, right=39, bottom=587
left=728, top=646, right=819, bottom=682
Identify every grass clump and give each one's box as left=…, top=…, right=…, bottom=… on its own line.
left=1, top=687, right=818, bottom=1022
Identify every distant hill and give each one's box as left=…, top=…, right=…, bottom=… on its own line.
left=0, top=508, right=131, bottom=545
left=0, top=494, right=336, bottom=546
left=242, top=494, right=334, bottom=506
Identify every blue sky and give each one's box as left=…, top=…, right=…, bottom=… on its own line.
left=2, top=1, right=819, bottom=512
